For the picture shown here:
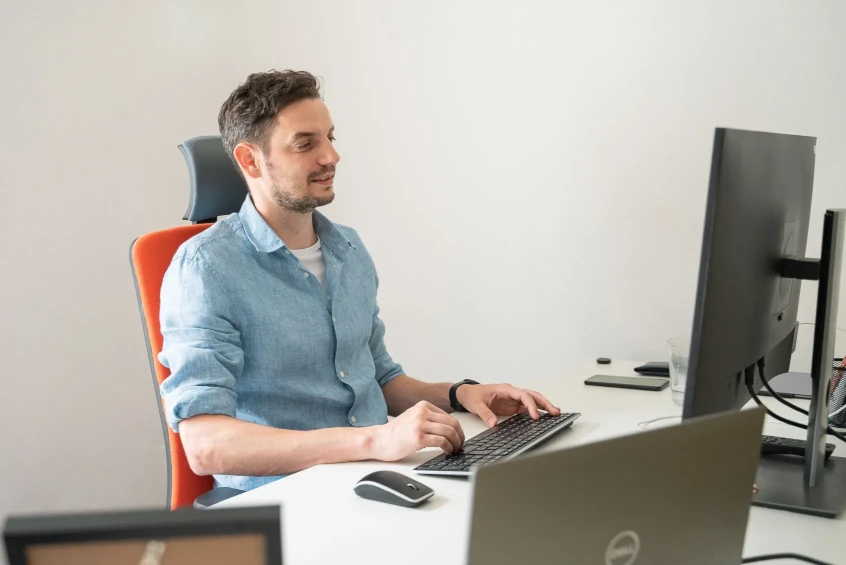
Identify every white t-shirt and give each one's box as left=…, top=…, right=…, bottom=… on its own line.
left=290, top=239, right=327, bottom=287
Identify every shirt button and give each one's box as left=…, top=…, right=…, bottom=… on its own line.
left=332, top=316, right=337, bottom=322
left=284, top=250, right=290, bottom=255
left=303, top=272, right=310, bottom=278
left=350, top=416, right=357, bottom=424
left=339, top=371, right=345, bottom=378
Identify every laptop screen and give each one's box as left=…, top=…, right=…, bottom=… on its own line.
left=24, top=533, right=266, bottom=565
left=4, top=505, right=281, bottom=565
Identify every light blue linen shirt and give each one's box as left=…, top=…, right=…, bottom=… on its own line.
left=158, top=196, right=404, bottom=491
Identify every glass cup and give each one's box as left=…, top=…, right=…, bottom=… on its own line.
left=668, top=338, right=691, bottom=407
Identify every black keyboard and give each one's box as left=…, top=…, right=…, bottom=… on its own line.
left=761, top=435, right=836, bottom=461
left=413, top=412, right=581, bottom=476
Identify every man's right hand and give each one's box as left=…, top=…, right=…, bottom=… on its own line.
left=370, top=401, right=465, bottom=461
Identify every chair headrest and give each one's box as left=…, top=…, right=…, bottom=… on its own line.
left=178, top=136, right=248, bottom=223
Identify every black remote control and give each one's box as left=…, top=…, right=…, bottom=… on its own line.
left=761, top=435, right=836, bottom=461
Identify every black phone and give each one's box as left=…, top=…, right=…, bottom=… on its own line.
left=585, top=375, right=669, bottom=391
left=633, top=361, right=670, bottom=377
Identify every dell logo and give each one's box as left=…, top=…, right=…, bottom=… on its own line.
left=605, top=530, right=641, bottom=565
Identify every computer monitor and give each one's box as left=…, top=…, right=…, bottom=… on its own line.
left=3, top=505, right=282, bottom=565
left=682, top=127, right=846, bottom=517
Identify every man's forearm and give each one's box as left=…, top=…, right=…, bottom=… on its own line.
left=179, top=415, right=376, bottom=477
left=381, top=374, right=453, bottom=416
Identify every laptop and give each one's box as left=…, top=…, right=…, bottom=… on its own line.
left=465, top=408, right=765, bottom=565
left=4, top=505, right=282, bottom=565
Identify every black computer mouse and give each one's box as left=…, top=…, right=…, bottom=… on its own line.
left=353, top=470, right=434, bottom=507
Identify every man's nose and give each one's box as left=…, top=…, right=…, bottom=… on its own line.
left=319, top=142, right=340, bottom=166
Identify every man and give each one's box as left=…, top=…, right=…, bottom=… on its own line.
left=158, top=70, right=561, bottom=492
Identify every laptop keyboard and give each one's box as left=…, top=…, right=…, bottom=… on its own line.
left=413, top=412, right=580, bottom=475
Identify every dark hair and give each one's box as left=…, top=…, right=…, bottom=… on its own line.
left=218, top=70, right=322, bottom=169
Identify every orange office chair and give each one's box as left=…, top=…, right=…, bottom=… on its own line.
left=130, top=136, right=248, bottom=509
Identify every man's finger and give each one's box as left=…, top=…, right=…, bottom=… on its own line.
left=476, top=405, right=498, bottom=428
left=423, top=422, right=463, bottom=452
left=423, top=434, right=454, bottom=454
left=508, top=388, right=540, bottom=419
left=427, top=412, right=466, bottom=444
left=527, top=390, right=561, bottom=415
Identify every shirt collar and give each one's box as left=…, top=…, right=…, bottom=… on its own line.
left=238, top=195, right=355, bottom=255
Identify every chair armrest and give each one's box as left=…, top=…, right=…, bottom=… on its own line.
left=193, top=487, right=245, bottom=509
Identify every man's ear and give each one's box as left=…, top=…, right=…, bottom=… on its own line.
left=233, top=143, right=263, bottom=180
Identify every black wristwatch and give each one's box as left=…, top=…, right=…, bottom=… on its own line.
left=449, top=379, right=480, bottom=412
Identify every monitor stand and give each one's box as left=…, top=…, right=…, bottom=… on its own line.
left=753, top=456, right=846, bottom=518
left=760, top=208, right=846, bottom=517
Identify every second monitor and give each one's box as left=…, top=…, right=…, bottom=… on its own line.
left=682, top=127, right=846, bottom=517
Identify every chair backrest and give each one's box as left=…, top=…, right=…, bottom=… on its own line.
left=179, top=136, right=248, bottom=223
left=130, top=135, right=247, bottom=509
left=131, top=224, right=212, bottom=509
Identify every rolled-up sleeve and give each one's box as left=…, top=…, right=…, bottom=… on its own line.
left=369, top=272, right=404, bottom=387
left=158, top=252, right=243, bottom=432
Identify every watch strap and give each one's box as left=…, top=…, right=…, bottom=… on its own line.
left=449, top=379, right=480, bottom=412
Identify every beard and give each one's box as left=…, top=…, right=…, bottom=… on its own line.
left=271, top=188, right=335, bottom=213
left=269, top=165, right=335, bottom=214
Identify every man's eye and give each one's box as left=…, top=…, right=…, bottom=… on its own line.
left=329, top=136, right=336, bottom=143
left=297, top=143, right=312, bottom=151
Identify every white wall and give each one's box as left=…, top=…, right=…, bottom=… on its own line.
left=1, top=0, right=845, bottom=555
left=283, top=0, right=846, bottom=379
left=0, top=0, right=282, bottom=555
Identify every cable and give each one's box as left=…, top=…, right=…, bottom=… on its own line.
left=796, top=321, right=846, bottom=334
left=746, top=376, right=846, bottom=444
left=742, top=553, right=832, bottom=564
left=829, top=425, right=846, bottom=444
left=636, top=415, right=681, bottom=430
left=637, top=414, right=810, bottom=429
left=780, top=323, right=846, bottom=423
left=829, top=402, right=846, bottom=419
left=758, top=365, right=808, bottom=416
left=758, top=359, right=846, bottom=442
left=746, top=380, right=808, bottom=431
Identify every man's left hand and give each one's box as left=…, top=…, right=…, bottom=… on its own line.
left=455, top=383, right=561, bottom=428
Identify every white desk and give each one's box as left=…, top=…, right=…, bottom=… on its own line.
left=216, top=360, right=846, bottom=564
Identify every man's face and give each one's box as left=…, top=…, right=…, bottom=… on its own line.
left=253, top=98, right=340, bottom=213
